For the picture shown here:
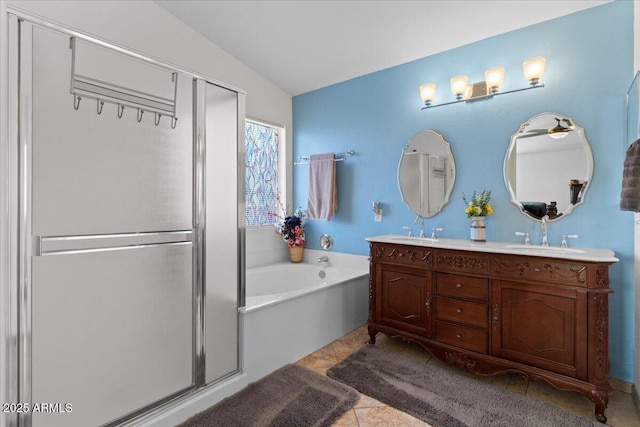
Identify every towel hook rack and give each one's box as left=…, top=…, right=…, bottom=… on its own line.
left=69, top=36, right=179, bottom=129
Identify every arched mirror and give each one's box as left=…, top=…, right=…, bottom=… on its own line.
left=398, top=130, right=456, bottom=218
left=504, top=112, right=593, bottom=222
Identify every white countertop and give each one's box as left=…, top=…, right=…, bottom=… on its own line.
left=366, top=235, right=619, bottom=263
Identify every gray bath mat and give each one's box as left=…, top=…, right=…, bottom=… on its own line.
left=327, top=345, right=605, bottom=427
left=177, top=364, right=359, bottom=427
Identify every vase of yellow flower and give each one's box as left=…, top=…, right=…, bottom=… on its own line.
left=463, top=190, right=493, bottom=242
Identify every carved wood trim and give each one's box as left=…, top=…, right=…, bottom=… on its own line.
left=595, top=266, right=610, bottom=288
left=368, top=256, right=375, bottom=323
left=594, top=293, right=608, bottom=381
left=493, top=257, right=530, bottom=276
left=492, top=304, right=499, bottom=331
left=444, top=351, right=477, bottom=370
left=436, top=253, right=486, bottom=272
left=373, top=244, right=432, bottom=266
left=492, top=257, right=587, bottom=286
left=543, top=263, right=587, bottom=284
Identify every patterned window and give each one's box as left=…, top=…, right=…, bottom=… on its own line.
left=245, top=119, right=281, bottom=226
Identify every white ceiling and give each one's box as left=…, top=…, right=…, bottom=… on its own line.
left=155, top=0, right=610, bottom=96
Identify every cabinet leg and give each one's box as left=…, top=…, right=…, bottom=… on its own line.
left=367, top=325, right=377, bottom=344
left=592, top=390, right=608, bottom=424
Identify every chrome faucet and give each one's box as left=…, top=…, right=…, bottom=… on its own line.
left=515, top=231, right=531, bottom=245
left=415, top=216, right=426, bottom=238
left=561, top=234, right=579, bottom=248
left=541, top=215, right=549, bottom=246
left=402, top=226, right=414, bottom=237
left=431, top=227, right=443, bottom=239
left=317, top=255, right=329, bottom=263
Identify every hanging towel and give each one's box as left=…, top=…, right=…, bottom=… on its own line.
left=620, top=138, right=640, bottom=211
left=399, top=152, right=424, bottom=214
left=307, top=153, right=338, bottom=221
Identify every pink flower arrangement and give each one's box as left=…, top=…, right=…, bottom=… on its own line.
left=279, top=213, right=305, bottom=247
left=269, top=199, right=306, bottom=247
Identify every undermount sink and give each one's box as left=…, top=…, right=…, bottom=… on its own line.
left=504, top=244, right=586, bottom=254
left=390, top=236, right=439, bottom=244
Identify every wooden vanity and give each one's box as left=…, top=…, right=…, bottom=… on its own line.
left=366, top=236, right=618, bottom=423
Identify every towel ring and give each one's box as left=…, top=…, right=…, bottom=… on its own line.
left=117, top=104, right=125, bottom=119
left=171, top=117, right=178, bottom=129
left=96, top=99, right=104, bottom=115
left=73, top=95, right=82, bottom=110
left=137, top=109, right=144, bottom=123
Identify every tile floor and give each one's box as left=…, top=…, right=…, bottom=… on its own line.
left=295, top=325, right=640, bottom=427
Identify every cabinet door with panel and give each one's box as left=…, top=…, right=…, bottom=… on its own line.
left=376, top=264, right=432, bottom=338
left=492, top=280, right=587, bottom=379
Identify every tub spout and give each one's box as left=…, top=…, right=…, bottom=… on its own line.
left=317, top=255, right=329, bottom=263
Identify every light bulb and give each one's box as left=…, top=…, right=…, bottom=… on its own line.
left=523, top=57, right=546, bottom=85
left=419, top=83, right=436, bottom=106
left=450, top=75, right=469, bottom=99
left=485, top=66, right=505, bottom=93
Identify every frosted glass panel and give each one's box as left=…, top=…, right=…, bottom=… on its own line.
left=31, top=27, right=192, bottom=236
left=204, top=83, right=240, bottom=383
left=31, top=244, right=193, bottom=427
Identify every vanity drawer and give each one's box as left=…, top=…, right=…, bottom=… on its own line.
left=435, top=320, right=488, bottom=354
left=435, top=297, right=488, bottom=328
left=491, top=256, right=588, bottom=287
left=435, top=273, right=489, bottom=301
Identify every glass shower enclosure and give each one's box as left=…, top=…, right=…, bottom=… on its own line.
left=1, top=11, right=245, bottom=427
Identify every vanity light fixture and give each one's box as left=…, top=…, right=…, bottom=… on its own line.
left=419, top=56, right=546, bottom=110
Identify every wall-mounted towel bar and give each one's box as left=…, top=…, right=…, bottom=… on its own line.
left=69, top=37, right=178, bottom=128
left=294, top=149, right=355, bottom=165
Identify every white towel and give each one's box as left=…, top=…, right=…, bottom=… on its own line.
left=307, top=153, right=337, bottom=221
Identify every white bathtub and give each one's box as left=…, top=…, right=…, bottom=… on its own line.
left=243, top=262, right=366, bottom=313
left=240, top=249, right=369, bottom=382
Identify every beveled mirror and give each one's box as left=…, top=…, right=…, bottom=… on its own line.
left=504, top=112, right=593, bottom=222
left=398, top=130, right=456, bottom=218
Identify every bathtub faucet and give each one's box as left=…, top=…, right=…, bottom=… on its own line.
left=317, top=255, right=329, bottom=263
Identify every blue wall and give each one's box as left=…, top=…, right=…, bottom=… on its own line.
left=293, top=2, right=634, bottom=382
